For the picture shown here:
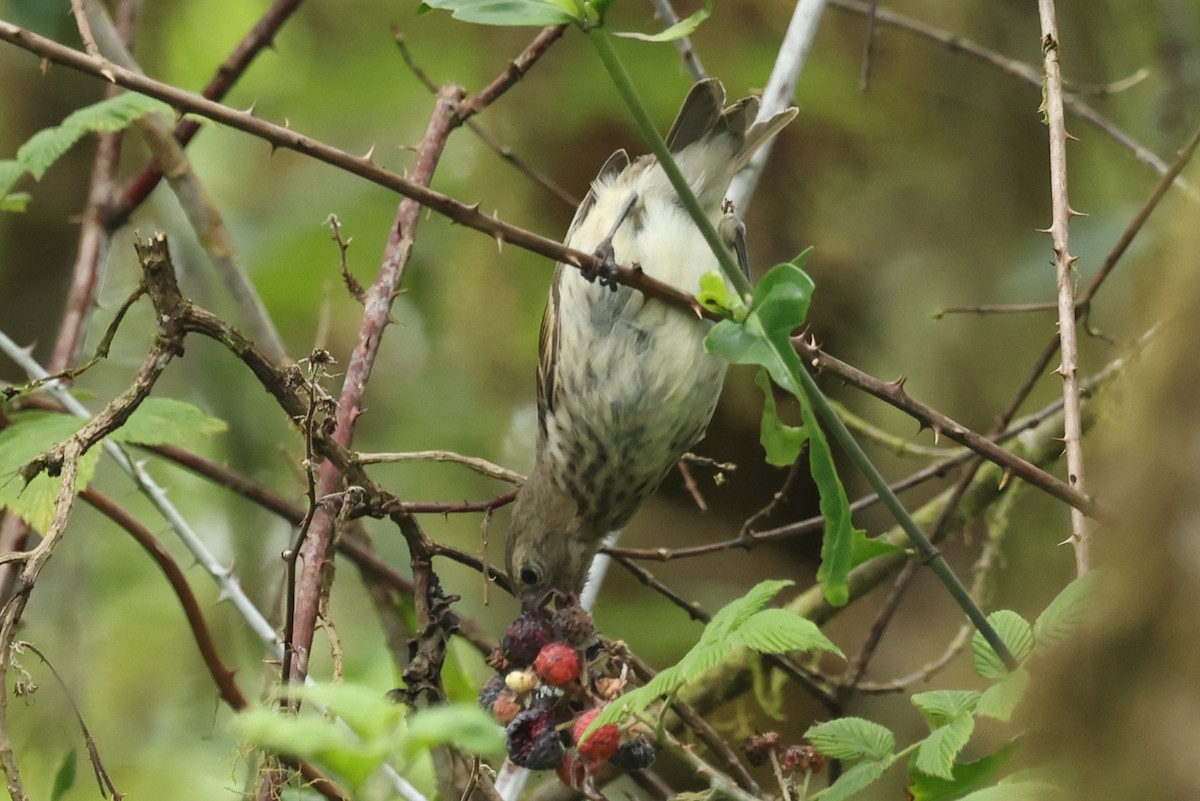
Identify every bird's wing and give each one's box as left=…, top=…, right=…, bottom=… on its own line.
left=665, top=78, right=724, bottom=153
left=536, top=148, right=631, bottom=436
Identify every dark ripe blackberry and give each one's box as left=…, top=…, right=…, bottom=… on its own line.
left=610, top=738, right=656, bottom=772
left=740, top=731, right=780, bottom=767
left=506, top=709, right=565, bottom=770
left=551, top=603, right=596, bottom=648
left=501, top=612, right=555, bottom=667
left=478, top=674, right=506, bottom=711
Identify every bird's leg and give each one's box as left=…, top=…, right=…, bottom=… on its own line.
left=584, top=191, right=638, bottom=291
left=718, top=202, right=750, bottom=278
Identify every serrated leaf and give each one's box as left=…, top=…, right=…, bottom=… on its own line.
left=233, top=709, right=386, bottom=788
left=703, top=579, right=794, bottom=643
left=286, top=683, right=403, bottom=743
left=915, top=715, right=975, bottom=781
left=0, top=412, right=99, bottom=532
left=972, top=610, right=1033, bottom=680
left=614, top=0, right=712, bottom=41
left=113, top=397, right=228, bottom=447
left=806, top=717, right=895, bottom=761
left=17, top=127, right=84, bottom=181
left=420, top=0, right=578, bottom=25
left=975, top=667, right=1029, bottom=722
left=808, top=398, right=856, bottom=607
left=1033, top=572, right=1098, bottom=651
left=754, top=368, right=808, bottom=466
left=728, top=608, right=843, bottom=658
left=908, top=738, right=1021, bottom=801
left=823, top=757, right=892, bottom=801
left=676, top=642, right=727, bottom=680
left=0, top=160, right=26, bottom=198
left=60, top=93, right=171, bottom=133
left=399, top=704, right=505, bottom=759
left=850, top=529, right=906, bottom=567
left=912, top=690, right=981, bottom=728
left=50, top=748, right=77, bottom=801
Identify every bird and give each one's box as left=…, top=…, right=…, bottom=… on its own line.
left=505, top=78, right=797, bottom=606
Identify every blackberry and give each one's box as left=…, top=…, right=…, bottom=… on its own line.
left=551, top=603, right=597, bottom=648
left=507, top=709, right=565, bottom=770
left=610, top=738, right=656, bottom=771
left=477, top=674, right=506, bottom=711
left=501, top=612, right=554, bottom=667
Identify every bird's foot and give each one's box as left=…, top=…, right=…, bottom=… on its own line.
left=582, top=191, right=638, bottom=292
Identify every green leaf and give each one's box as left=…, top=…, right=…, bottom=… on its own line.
left=703, top=579, right=794, bottom=643
left=850, top=529, right=906, bottom=567
left=113, top=397, right=229, bottom=447
left=975, top=667, right=1029, bottom=722
left=61, top=92, right=172, bottom=133
left=17, top=127, right=85, bottom=181
left=823, top=757, right=893, bottom=801
left=805, top=717, right=894, bottom=761
left=0, top=160, right=27, bottom=199
left=908, top=738, right=1021, bottom=801
left=956, top=774, right=1063, bottom=801
left=704, top=257, right=813, bottom=396
left=1, top=192, right=31, bottom=213
left=0, top=412, right=100, bottom=532
left=753, top=368, right=808, bottom=466
left=420, top=0, right=578, bottom=25
left=912, top=690, right=980, bottom=728
left=915, top=715, right=976, bottom=781
left=233, top=708, right=386, bottom=789
left=286, top=683, right=403, bottom=742
left=399, top=704, right=506, bottom=759
left=1033, top=572, right=1097, bottom=651
left=807, top=398, right=857, bottom=607
left=972, top=610, right=1033, bottom=680
left=614, top=0, right=712, bottom=41
left=728, top=608, right=843, bottom=658
left=696, top=269, right=740, bottom=317
left=50, top=748, right=77, bottom=801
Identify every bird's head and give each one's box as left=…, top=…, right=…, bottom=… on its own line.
left=505, top=470, right=599, bottom=607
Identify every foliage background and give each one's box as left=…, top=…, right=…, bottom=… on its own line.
left=0, top=0, right=1197, bottom=798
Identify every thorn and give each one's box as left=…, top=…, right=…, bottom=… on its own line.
left=1066, top=130, right=1080, bottom=142
left=1035, top=225, right=1052, bottom=234
left=244, top=100, right=258, bottom=116
left=1068, top=206, right=1088, bottom=218
left=493, top=210, right=504, bottom=252
left=284, top=117, right=292, bottom=129
left=887, top=375, right=908, bottom=394
left=998, top=469, right=1011, bottom=491
left=363, top=143, right=377, bottom=163
left=1057, top=536, right=1072, bottom=547
left=931, top=426, right=941, bottom=445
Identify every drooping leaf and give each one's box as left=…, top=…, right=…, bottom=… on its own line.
left=17, top=94, right=171, bottom=180
left=614, top=0, right=712, bottom=41
left=0, top=160, right=26, bottom=201
left=914, top=715, right=976, bottom=781
left=702, top=579, right=794, bottom=643
left=754, top=368, right=808, bottom=466
left=807, top=397, right=858, bottom=606
left=908, top=738, right=1021, bottom=801
left=823, top=757, right=893, bottom=801
left=975, top=667, right=1029, bottom=722
left=805, top=717, right=895, bottom=761
left=728, top=608, right=843, bottom=658
left=113, top=397, right=229, bottom=447
left=399, top=704, right=506, bottom=759
left=972, top=610, right=1033, bottom=680
left=955, top=772, right=1063, bottom=801
left=1033, top=572, right=1098, bottom=651
left=420, top=0, right=578, bottom=26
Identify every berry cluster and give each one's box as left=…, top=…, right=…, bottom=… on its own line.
left=741, top=732, right=826, bottom=775
left=479, top=602, right=656, bottom=786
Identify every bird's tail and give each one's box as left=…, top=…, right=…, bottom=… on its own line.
left=664, top=78, right=797, bottom=206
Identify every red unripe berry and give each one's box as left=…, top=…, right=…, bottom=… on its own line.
left=491, top=689, right=522, bottom=725
left=534, top=642, right=581, bottom=686
left=573, top=708, right=620, bottom=761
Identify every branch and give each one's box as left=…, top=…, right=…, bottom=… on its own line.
left=1036, top=0, right=1089, bottom=574
left=0, top=20, right=704, bottom=317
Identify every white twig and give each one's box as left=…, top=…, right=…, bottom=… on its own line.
left=357, top=450, right=523, bottom=485
left=0, top=330, right=428, bottom=801
left=1036, top=0, right=1089, bottom=576
left=727, top=0, right=828, bottom=214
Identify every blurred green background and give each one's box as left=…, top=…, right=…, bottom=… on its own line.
left=0, top=0, right=1197, bottom=798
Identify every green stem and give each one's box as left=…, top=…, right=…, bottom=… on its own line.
left=588, top=29, right=754, bottom=300
left=794, top=366, right=1019, bottom=670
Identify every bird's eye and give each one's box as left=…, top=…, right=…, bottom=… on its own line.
left=519, top=566, right=541, bottom=587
